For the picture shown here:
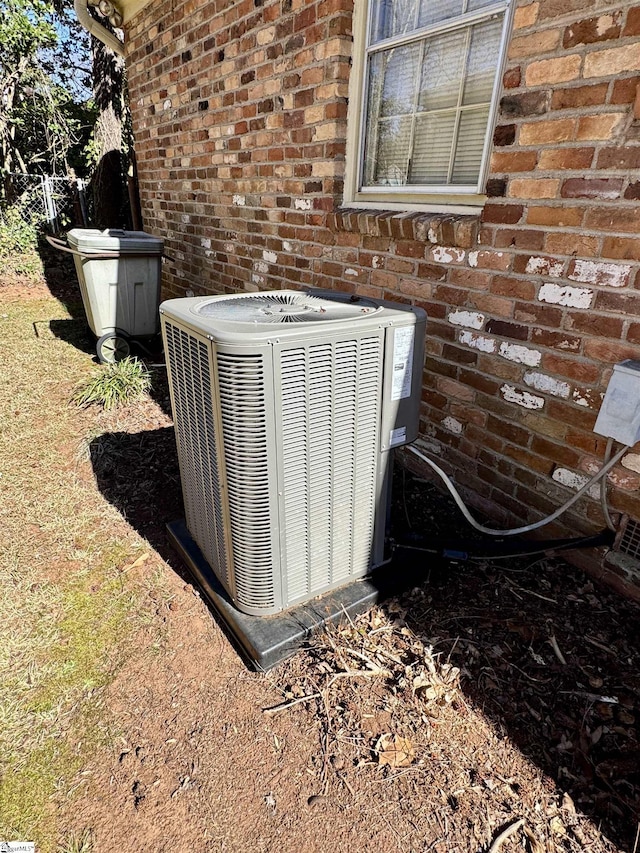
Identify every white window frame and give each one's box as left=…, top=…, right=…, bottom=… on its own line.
left=343, top=0, right=514, bottom=213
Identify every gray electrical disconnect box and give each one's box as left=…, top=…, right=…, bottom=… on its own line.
left=594, top=360, right=640, bottom=446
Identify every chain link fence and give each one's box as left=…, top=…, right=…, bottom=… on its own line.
left=3, top=173, right=88, bottom=233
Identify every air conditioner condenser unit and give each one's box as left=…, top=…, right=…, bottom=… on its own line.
left=161, top=289, right=426, bottom=621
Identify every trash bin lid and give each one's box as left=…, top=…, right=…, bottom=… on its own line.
left=67, top=228, right=164, bottom=255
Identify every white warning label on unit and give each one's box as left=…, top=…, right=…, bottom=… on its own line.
left=390, top=426, right=407, bottom=447
left=391, top=326, right=415, bottom=401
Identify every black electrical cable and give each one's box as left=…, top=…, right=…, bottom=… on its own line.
left=392, top=528, right=615, bottom=563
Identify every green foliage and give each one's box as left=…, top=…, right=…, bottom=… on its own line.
left=0, top=205, right=40, bottom=256
left=0, top=205, right=43, bottom=276
left=0, top=0, right=57, bottom=62
left=0, top=0, right=93, bottom=181
left=72, top=357, right=152, bottom=410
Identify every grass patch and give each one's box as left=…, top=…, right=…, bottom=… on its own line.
left=0, top=289, right=166, bottom=850
left=71, top=357, right=151, bottom=410
left=58, top=829, right=94, bottom=853
left=0, top=557, right=138, bottom=850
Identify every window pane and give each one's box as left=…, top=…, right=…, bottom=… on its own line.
left=462, top=17, right=502, bottom=105
left=362, top=44, right=419, bottom=184
left=364, top=115, right=412, bottom=184
left=418, top=29, right=466, bottom=111
left=451, top=107, right=489, bottom=183
left=410, top=112, right=457, bottom=184
left=468, top=0, right=499, bottom=11
left=417, top=0, right=465, bottom=30
left=371, top=0, right=426, bottom=42
left=374, top=43, right=421, bottom=117
left=371, top=0, right=499, bottom=42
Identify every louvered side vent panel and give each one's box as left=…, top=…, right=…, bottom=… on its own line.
left=164, top=322, right=229, bottom=585
left=280, top=336, right=382, bottom=606
left=216, top=353, right=276, bottom=612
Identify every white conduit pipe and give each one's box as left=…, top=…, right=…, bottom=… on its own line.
left=407, top=442, right=630, bottom=537
left=74, top=0, right=124, bottom=56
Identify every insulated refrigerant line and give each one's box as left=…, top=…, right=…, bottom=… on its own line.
left=407, top=442, right=630, bottom=538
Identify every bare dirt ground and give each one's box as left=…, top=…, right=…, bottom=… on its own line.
left=1, top=253, right=639, bottom=853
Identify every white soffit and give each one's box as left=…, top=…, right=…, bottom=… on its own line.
left=120, top=0, right=153, bottom=24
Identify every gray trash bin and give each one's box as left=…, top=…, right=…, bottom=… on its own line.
left=50, top=229, right=164, bottom=363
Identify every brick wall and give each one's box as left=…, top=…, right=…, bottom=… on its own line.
left=125, top=0, right=640, bottom=598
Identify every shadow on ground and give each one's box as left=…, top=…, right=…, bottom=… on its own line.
left=89, top=369, right=640, bottom=850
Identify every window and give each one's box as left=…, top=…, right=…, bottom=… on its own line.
left=345, top=0, right=512, bottom=210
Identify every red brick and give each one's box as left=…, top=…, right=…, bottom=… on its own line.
left=623, top=6, right=640, bottom=37
left=482, top=204, right=524, bottom=225
left=437, top=376, right=476, bottom=403
left=500, top=91, right=550, bottom=117
left=561, top=177, right=623, bottom=199
left=565, top=313, right=624, bottom=338
left=538, top=148, right=595, bottom=170
left=491, top=275, right=536, bottom=300
left=527, top=206, right=584, bottom=227
left=544, top=233, right=599, bottom=256
left=493, top=124, right=516, bottom=146
left=577, top=113, right=626, bottom=140
left=469, top=293, right=514, bottom=318
left=478, top=353, right=522, bottom=380
left=493, top=229, right=545, bottom=251
left=451, top=403, right=488, bottom=429
left=503, top=67, right=522, bottom=89
left=542, top=354, right=600, bottom=382
left=485, top=319, right=528, bottom=340
left=503, top=444, right=553, bottom=474
left=458, top=369, right=502, bottom=398
left=602, top=236, right=640, bottom=260
left=597, top=146, right=640, bottom=170
left=585, top=207, right=640, bottom=234
left=551, top=83, right=608, bottom=110
left=515, top=302, right=563, bottom=328
left=490, top=150, right=538, bottom=173
left=531, top=435, right=581, bottom=468
left=596, top=290, right=640, bottom=314
left=442, top=344, right=479, bottom=367
left=611, top=75, right=640, bottom=104
left=448, top=268, right=493, bottom=290
left=532, top=328, right=581, bottom=351
left=583, top=339, right=640, bottom=363
left=394, top=241, right=425, bottom=259
left=546, top=399, right=598, bottom=431
left=563, top=14, right=621, bottom=48
left=565, top=429, right=607, bottom=454
left=509, top=29, right=561, bottom=59
left=486, top=413, right=531, bottom=447
left=433, top=284, right=468, bottom=305
left=519, top=118, right=575, bottom=145
left=416, top=262, right=448, bottom=281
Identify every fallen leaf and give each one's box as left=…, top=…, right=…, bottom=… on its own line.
left=120, top=553, right=150, bottom=573
left=375, top=733, right=415, bottom=768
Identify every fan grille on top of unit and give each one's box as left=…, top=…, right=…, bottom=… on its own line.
left=194, top=291, right=380, bottom=324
